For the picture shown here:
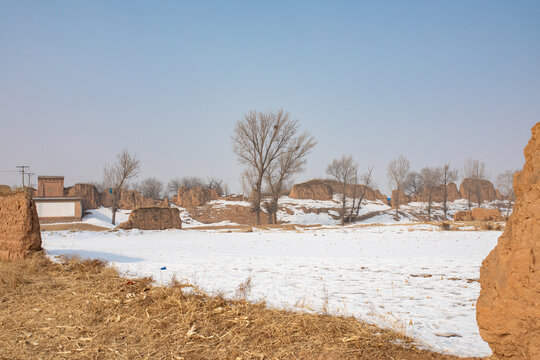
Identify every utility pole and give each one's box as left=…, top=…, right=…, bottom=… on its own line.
left=16, top=165, right=29, bottom=188
left=27, top=172, right=35, bottom=189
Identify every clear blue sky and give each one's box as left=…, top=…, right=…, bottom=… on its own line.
left=1, top=1, right=538, bottom=194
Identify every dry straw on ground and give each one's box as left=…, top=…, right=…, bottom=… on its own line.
left=1, top=253, right=485, bottom=360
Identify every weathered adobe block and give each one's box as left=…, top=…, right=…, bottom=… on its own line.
left=0, top=192, right=42, bottom=261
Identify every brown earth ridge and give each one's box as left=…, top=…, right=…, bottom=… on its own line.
left=476, top=122, right=540, bottom=359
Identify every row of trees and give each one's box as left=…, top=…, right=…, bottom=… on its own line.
left=102, top=111, right=518, bottom=227
left=102, top=150, right=230, bottom=225
left=322, top=153, right=517, bottom=224
left=389, top=156, right=517, bottom=221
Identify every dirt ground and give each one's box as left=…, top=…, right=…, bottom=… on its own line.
left=0, top=254, right=489, bottom=360
left=40, top=223, right=110, bottom=232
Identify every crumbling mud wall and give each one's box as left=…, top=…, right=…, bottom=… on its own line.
left=289, top=179, right=386, bottom=202
left=116, top=207, right=182, bottom=230
left=174, top=186, right=219, bottom=207
left=101, top=189, right=154, bottom=210
left=477, top=122, right=540, bottom=359
left=0, top=185, right=11, bottom=196
left=454, top=208, right=502, bottom=221
left=289, top=180, right=334, bottom=201
left=65, top=183, right=101, bottom=209
left=0, top=192, right=42, bottom=261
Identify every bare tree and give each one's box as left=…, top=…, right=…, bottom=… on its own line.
left=222, top=183, right=230, bottom=196
left=265, top=133, right=316, bottom=223
left=388, top=155, right=410, bottom=220
left=404, top=171, right=424, bottom=197
left=166, top=178, right=183, bottom=198
left=463, top=158, right=487, bottom=209
left=497, top=169, right=518, bottom=217
left=180, top=176, right=205, bottom=190
left=349, top=166, right=375, bottom=221
left=240, top=168, right=257, bottom=203
left=207, top=178, right=225, bottom=196
left=139, top=177, right=163, bottom=200
left=232, top=109, right=298, bottom=225
left=419, top=167, right=442, bottom=221
left=441, top=163, right=458, bottom=219
left=88, top=181, right=105, bottom=193
left=103, top=149, right=141, bottom=225
left=326, top=155, right=358, bottom=225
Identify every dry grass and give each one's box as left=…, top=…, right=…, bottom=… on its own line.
left=0, top=254, right=484, bottom=360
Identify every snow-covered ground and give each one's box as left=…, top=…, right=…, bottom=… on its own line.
left=42, top=224, right=499, bottom=357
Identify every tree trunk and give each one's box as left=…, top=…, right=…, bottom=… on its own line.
left=467, top=187, right=471, bottom=211
left=443, top=182, right=448, bottom=219
left=273, top=196, right=279, bottom=224
left=427, top=192, right=432, bottom=221
left=254, top=180, right=262, bottom=225
left=341, top=185, right=346, bottom=225
left=111, top=189, right=118, bottom=225
left=394, top=191, right=400, bottom=221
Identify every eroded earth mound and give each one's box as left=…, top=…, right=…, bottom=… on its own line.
left=117, top=207, right=182, bottom=230
left=476, top=122, right=540, bottom=359
left=459, top=178, right=499, bottom=203
left=0, top=192, right=42, bottom=261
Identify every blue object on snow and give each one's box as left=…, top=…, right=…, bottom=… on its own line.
left=160, top=266, right=167, bottom=270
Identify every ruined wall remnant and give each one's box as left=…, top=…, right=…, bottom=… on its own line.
left=289, top=180, right=334, bottom=201
left=116, top=207, right=182, bottom=230
left=64, top=183, right=101, bottom=210
left=174, top=186, right=219, bottom=207
left=0, top=192, right=42, bottom=261
left=477, top=122, right=540, bottom=359
left=454, top=208, right=502, bottom=222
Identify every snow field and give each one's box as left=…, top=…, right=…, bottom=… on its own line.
left=42, top=224, right=499, bottom=357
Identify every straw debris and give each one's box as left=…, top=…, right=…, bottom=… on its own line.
left=0, top=253, right=481, bottom=359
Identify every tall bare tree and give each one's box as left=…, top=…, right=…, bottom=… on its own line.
left=463, top=158, right=487, bottom=209
left=166, top=178, right=183, bottom=198
left=139, top=177, right=163, bottom=200
left=497, top=169, right=518, bottom=217
left=326, top=155, right=358, bottom=225
left=103, top=149, right=141, bottom=225
left=265, top=133, right=316, bottom=223
left=404, top=171, right=424, bottom=197
left=441, top=163, right=458, bottom=219
left=419, top=167, right=442, bottom=221
left=388, top=155, right=410, bottom=220
left=207, top=178, right=225, bottom=196
left=349, top=166, right=375, bottom=221
left=232, top=109, right=299, bottom=225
